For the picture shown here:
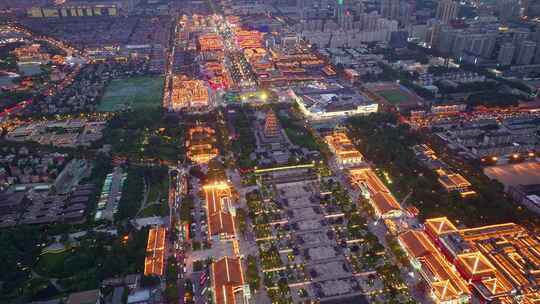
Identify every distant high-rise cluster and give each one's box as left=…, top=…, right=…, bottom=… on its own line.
left=496, top=0, right=522, bottom=23
left=294, top=11, right=398, bottom=47
left=27, top=0, right=140, bottom=17
left=423, top=16, right=540, bottom=67
left=494, top=28, right=540, bottom=66
left=380, top=0, right=412, bottom=26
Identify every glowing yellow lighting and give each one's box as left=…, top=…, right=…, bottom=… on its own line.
left=260, top=92, right=268, bottom=100
left=492, top=156, right=498, bottom=161
left=202, top=182, right=230, bottom=190
left=512, top=154, right=519, bottom=159
left=254, top=163, right=315, bottom=174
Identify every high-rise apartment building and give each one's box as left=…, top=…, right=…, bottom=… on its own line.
left=437, top=27, right=497, bottom=59
left=380, top=0, right=411, bottom=25
left=298, top=0, right=309, bottom=19
left=512, top=29, right=530, bottom=45
left=534, top=46, right=540, bottom=64
left=336, top=0, right=345, bottom=27
left=497, top=42, right=516, bottom=65
left=520, top=0, right=529, bottom=17
left=497, top=0, right=521, bottom=23
left=436, top=0, right=458, bottom=24
left=516, top=40, right=536, bottom=65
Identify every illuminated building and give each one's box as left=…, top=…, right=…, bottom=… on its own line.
left=208, top=76, right=227, bottom=90
left=202, top=182, right=237, bottom=241
left=144, top=227, right=166, bottom=276
left=234, top=30, right=263, bottom=49
left=244, top=48, right=272, bottom=74
left=430, top=103, right=467, bottom=115
left=263, top=111, right=281, bottom=138
left=413, top=145, right=476, bottom=197
left=417, top=217, right=540, bottom=303
left=437, top=171, right=473, bottom=195
left=226, top=16, right=241, bottom=26
left=347, top=168, right=402, bottom=218
left=204, top=61, right=225, bottom=76
left=398, top=229, right=471, bottom=304
left=171, top=76, right=210, bottom=111
left=243, top=48, right=266, bottom=61
left=324, top=131, right=364, bottom=167
left=12, top=44, right=50, bottom=64
left=199, top=34, right=224, bottom=52
left=186, top=126, right=218, bottom=164
left=291, top=86, right=378, bottom=121
left=211, top=257, right=250, bottom=304
left=323, top=66, right=337, bottom=77
left=251, top=58, right=273, bottom=72
left=202, top=61, right=228, bottom=90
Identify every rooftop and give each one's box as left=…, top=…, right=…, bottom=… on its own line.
left=324, top=131, right=363, bottom=164
left=144, top=227, right=166, bottom=276
left=371, top=192, right=401, bottom=217
left=347, top=168, right=402, bottom=217
left=398, top=230, right=470, bottom=302
left=424, top=218, right=540, bottom=301
left=295, top=85, right=376, bottom=116
left=203, top=182, right=237, bottom=239
left=212, top=257, right=246, bottom=304
left=425, top=217, right=458, bottom=236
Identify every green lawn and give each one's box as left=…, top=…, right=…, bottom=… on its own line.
left=147, top=181, right=166, bottom=203
left=98, top=76, right=164, bottom=112
left=34, top=250, right=72, bottom=278
left=285, top=128, right=319, bottom=151
left=140, top=203, right=169, bottom=217
left=377, top=89, right=410, bottom=105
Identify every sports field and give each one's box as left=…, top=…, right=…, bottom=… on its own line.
left=377, top=89, right=411, bottom=105
left=98, top=75, right=164, bottom=112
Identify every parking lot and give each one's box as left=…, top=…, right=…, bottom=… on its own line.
left=484, top=162, right=540, bottom=189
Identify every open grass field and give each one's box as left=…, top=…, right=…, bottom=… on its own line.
left=98, top=75, right=164, bottom=112
left=35, top=250, right=72, bottom=278
left=377, top=89, right=411, bottom=105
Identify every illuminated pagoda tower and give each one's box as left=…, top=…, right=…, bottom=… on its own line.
left=263, top=110, right=281, bottom=138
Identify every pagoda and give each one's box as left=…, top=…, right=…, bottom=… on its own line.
left=263, top=110, right=281, bottom=138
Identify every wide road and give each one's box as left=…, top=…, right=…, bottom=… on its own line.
left=169, top=166, right=188, bottom=304
left=162, top=16, right=180, bottom=110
